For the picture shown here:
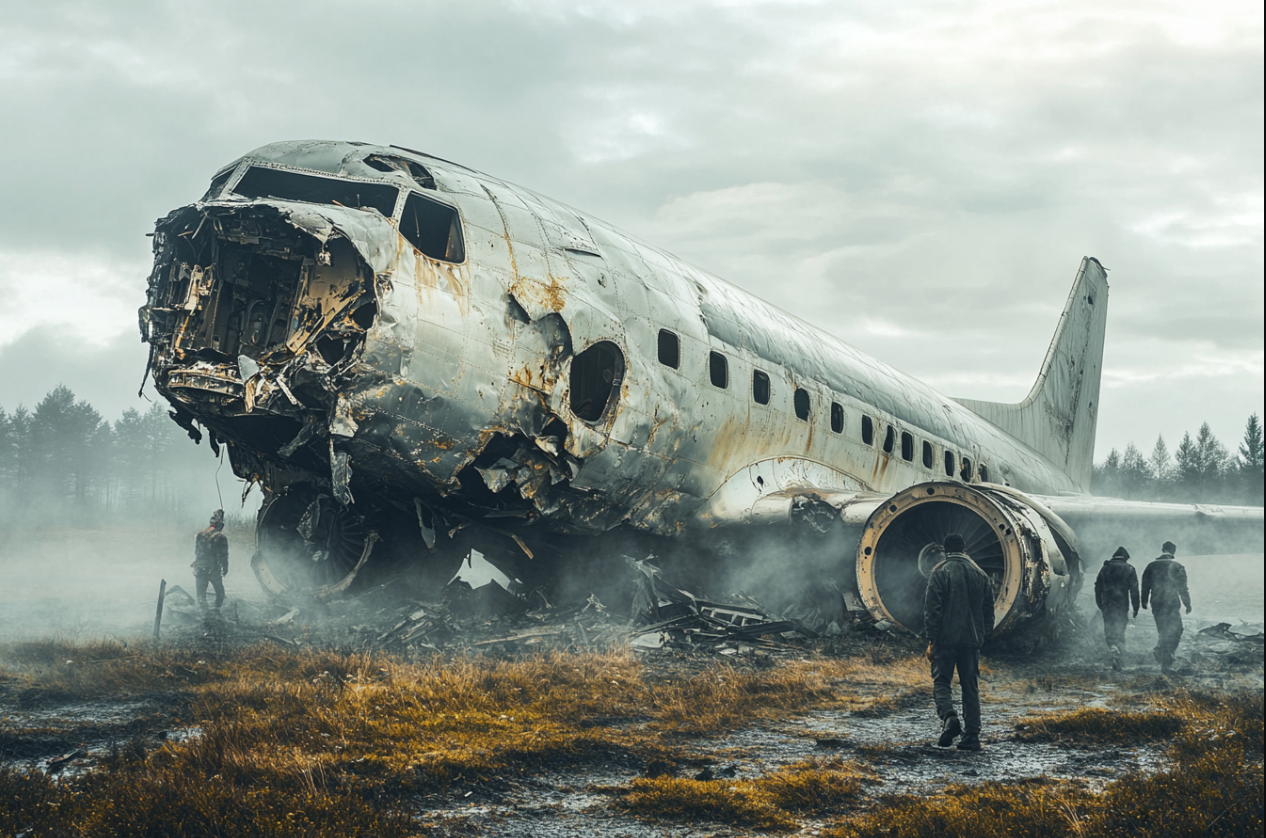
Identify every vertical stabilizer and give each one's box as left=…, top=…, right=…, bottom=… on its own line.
left=954, top=257, right=1108, bottom=491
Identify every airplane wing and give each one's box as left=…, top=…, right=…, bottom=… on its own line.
left=1027, top=492, right=1263, bottom=558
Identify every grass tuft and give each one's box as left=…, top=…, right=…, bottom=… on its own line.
left=619, top=776, right=798, bottom=831
left=1013, top=706, right=1184, bottom=743
left=615, top=758, right=868, bottom=831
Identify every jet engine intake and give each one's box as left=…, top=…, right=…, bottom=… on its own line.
left=855, top=482, right=1081, bottom=638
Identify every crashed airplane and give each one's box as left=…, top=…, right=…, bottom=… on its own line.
left=139, top=140, right=1263, bottom=639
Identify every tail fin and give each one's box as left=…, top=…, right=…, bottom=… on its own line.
left=955, top=257, right=1109, bottom=492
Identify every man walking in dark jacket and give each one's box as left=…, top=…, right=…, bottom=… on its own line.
left=1094, top=547, right=1140, bottom=670
left=1141, top=541, right=1190, bottom=673
left=923, top=532, right=995, bottom=751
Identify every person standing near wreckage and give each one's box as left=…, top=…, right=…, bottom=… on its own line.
left=192, top=509, right=229, bottom=613
left=1141, top=541, right=1191, bottom=673
left=1094, top=547, right=1140, bottom=671
left=923, top=532, right=994, bottom=751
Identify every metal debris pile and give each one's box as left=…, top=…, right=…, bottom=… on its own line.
left=626, top=556, right=819, bottom=654
left=164, top=553, right=824, bottom=656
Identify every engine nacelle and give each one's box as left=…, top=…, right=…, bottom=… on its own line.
left=855, top=482, right=1082, bottom=638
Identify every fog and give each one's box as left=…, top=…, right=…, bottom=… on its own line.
left=0, top=521, right=258, bottom=642
left=0, top=514, right=1259, bottom=644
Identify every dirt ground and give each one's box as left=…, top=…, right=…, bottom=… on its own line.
left=0, top=528, right=1262, bottom=836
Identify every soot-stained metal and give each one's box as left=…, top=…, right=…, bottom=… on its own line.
left=140, top=140, right=1263, bottom=638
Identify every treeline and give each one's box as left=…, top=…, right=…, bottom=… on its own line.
left=1091, top=415, right=1264, bottom=506
left=3, top=386, right=1262, bottom=529
left=0, top=385, right=228, bottom=526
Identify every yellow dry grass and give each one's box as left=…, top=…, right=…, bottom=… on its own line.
left=0, top=640, right=923, bottom=837
left=617, top=758, right=868, bottom=831
left=4, top=638, right=1256, bottom=837
left=824, top=688, right=1263, bottom=838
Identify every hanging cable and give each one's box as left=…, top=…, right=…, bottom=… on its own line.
left=214, top=447, right=225, bottom=510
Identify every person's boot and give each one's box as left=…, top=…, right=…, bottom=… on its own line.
left=937, top=714, right=962, bottom=747
left=1109, top=645, right=1122, bottom=671
left=957, top=732, right=982, bottom=751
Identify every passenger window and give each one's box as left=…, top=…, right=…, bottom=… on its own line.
left=901, top=432, right=914, bottom=461
left=922, top=440, right=934, bottom=469
left=658, top=330, right=680, bottom=369
left=752, top=370, right=771, bottom=405
left=961, top=458, right=973, bottom=481
left=980, top=464, right=989, bottom=482
left=794, top=388, right=810, bottom=421
left=830, top=402, right=844, bottom=434
left=882, top=425, right=895, bottom=454
left=861, top=415, right=874, bottom=445
left=945, top=451, right=955, bottom=477
left=709, top=351, right=728, bottom=388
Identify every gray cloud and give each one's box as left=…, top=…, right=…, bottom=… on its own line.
left=0, top=0, right=1260, bottom=459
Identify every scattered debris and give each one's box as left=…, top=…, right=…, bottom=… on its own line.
left=626, top=556, right=819, bottom=651
left=151, top=552, right=830, bottom=658
left=46, top=749, right=88, bottom=774
left=1196, top=622, right=1264, bottom=643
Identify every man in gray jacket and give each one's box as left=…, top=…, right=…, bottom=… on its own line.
left=1141, top=540, right=1191, bottom=674
left=924, top=532, right=995, bottom=751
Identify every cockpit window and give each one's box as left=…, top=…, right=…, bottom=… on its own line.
left=399, top=192, right=465, bottom=262
left=233, top=166, right=398, bottom=216
left=364, top=154, right=436, bottom=190
left=202, top=167, right=235, bottom=201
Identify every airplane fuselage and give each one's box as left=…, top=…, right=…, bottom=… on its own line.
left=141, top=141, right=1079, bottom=544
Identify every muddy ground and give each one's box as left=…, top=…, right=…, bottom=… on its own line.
left=0, top=527, right=1262, bottom=836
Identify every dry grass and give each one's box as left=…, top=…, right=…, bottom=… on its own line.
left=5, top=639, right=1254, bottom=837
left=1013, top=706, right=1185, bottom=743
left=823, top=689, right=1264, bottom=838
left=0, top=641, right=923, bottom=837
left=616, top=758, right=868, bottom=831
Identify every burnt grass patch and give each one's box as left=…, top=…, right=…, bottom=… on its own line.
left=0, top=637, right=1261, bottom=837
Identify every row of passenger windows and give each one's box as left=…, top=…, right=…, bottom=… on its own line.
left=657, top=329, right=991, bottom=482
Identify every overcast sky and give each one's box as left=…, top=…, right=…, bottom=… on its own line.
left=0, top=0, right=1261, bottom=464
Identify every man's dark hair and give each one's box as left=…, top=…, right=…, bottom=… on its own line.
left=943, top=533, right=966, bottom=553
left=1162, top=540, right=1177, bottom=555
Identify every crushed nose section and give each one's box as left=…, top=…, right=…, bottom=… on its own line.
left=138, top=201, right=390, bottom=501
left=855, top=482, right=1081, bottom=638
left=141, top=204, right=379, bottom=374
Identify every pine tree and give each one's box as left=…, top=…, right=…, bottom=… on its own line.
left=1148, top=435, right=1172, bottom=500
left=1094, top=448, right=1122, bottom=496
left=1175, top=423, right=1229, bottom=502
left=29, top=385, right=107, bottom=515
left=1120, top=443, right=1150, bottom=499
left=1237, top=413, right=1264, bottom=505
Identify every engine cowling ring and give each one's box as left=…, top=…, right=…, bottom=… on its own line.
left=855, top=482, right=1078, bottom=638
